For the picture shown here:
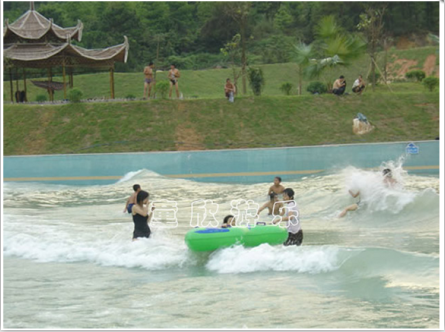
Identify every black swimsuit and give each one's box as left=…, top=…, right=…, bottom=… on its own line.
left=132, top=213, right=151, bottom=239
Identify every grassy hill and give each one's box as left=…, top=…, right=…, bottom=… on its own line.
left=2, top=46, right=440, bottom=156
left=3, top=47, right=439, bottom=102
left=3, top=88, right=439, bottom=155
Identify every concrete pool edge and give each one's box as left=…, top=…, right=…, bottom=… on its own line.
left=3, top=140, right=440, bottom=185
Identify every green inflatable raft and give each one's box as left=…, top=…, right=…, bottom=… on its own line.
left=185, top=224, right=288, bottom=252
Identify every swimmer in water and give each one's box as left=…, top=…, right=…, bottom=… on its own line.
left=338, top=168, right=398, bottom=218
left=221, top=215, right=236, bottom=228
left=124, top=184, right=141, bottom=213
left=268, top=176, right=285, bottom=196
left=256, top=193, right=284, bottom=217
left=338, top=189, right=361, bottom=218
left=383, top=168, right=398, bottom=187
left=132, top=190, right=155, bottom=240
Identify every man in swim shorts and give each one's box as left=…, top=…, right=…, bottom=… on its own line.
left=124, top=184, right=141, bottom=213
left=168, top=64, right=181, bottom=99
left=143, top=62, right=155, bottom=99
left=268, top=176, right=285, bottom=196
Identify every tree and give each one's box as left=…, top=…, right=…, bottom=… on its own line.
left=357, top=4, right=388, bottom=91
left=292, top=42, right=314, bottom=95
left=305, top=16, right=366, bottom=91
left=223, top=2, right=252, bottom=95
left=220, top=34, right=242, bottom=94
left=247, top=67, right=265, bottom=96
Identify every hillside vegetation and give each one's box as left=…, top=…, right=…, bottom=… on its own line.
left=3, top=46, right=440, bottom=155
left=3, top=88, right=439, bottom=155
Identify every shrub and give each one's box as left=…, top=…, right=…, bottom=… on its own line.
left=406, top=70, right=426, bottom=82
left=306, top=81, right=327, bottom=94
left=247, top=67, right=265, bottom=96
left=280, top=82, right=294, bottom=95
left=154, top=81, right=169, bottom=99
left=125, top=94, right=136, bottom=99
left=68, top=88, right=83, bottom=103
left=367, top=72, right=381, bottom=85
left=422, top=76, right=439, bottom=92
left=36, top=94, right=47, bottom=102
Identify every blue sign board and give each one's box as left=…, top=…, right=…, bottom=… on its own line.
left=406, top=142, right=419, bottom=154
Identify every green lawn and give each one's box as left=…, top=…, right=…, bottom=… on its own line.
left=3, top=89, right=439, bottom=155
left=3, top=46, right=439, bottom=155
left=3, top=47, right=439, bottom=102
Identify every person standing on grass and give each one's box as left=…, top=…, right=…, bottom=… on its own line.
left=143, top=62, right=155, bottom=99
left=168, top=64, right=181, bottom=99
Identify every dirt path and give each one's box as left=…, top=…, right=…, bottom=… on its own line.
left=387, top=59, right=418, bottom=80
left=423, top=54, right=437, bottom=76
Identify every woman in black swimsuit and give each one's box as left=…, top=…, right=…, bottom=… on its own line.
left=131, top=190, right=154, bottom=240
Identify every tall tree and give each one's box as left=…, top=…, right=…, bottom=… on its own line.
left=222, top=2, right=252, bottom=94
left=357, top=4, right=387, bottom=91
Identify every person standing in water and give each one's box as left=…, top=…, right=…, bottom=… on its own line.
left=338, top=168, right=398, bottom=218
left=124, top=184, right=141, bottom=213
left=256, top=193, right=284, bottom=217
left=273, top=188, right=303, bottom=246
left=131, top=190, right=155, bottom=240
left=268, top=176, right=285, bottom=195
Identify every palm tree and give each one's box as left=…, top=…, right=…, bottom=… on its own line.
left=292, top=42, right=314, bottom=95
left=305, top=16, right=366, bottom=91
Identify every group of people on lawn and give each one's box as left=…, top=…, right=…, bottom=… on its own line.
left=143, top=62, right=365, bottom=100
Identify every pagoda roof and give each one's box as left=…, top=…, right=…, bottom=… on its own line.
left=4, top=36, right=129, bottom=68
left=3, top=5, right=83, bottom=43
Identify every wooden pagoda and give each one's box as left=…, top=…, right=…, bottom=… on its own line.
left=3, top=2, right=129, bottom=102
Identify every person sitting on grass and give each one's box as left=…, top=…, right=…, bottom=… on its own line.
left=332, top=75, right=346, bottom=96
left=352, top=75, right=366, bottom=95
left=224, top=78, right=236, bottom=102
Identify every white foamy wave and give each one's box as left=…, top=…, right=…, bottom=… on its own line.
left=3, top=230, right=192, bottom=271
left=205, top=244, right=357, bottom=274
left=341, top=166, right=417, bottom=214
left=115, top=169, right=145, bottom=183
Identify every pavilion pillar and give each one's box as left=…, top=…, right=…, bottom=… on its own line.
left=15, top=68, right=19, bottom=92
left=9, top=68, right=14, bottom=103
left=110, top=66, right=115, bottom=99
left=47, top=67, right=53, bottom=102
left=62, top=59, right=67, bottom=100
left=23, top=68, right=27, bottom=101
left=69, top=69, right=73, bottom=88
